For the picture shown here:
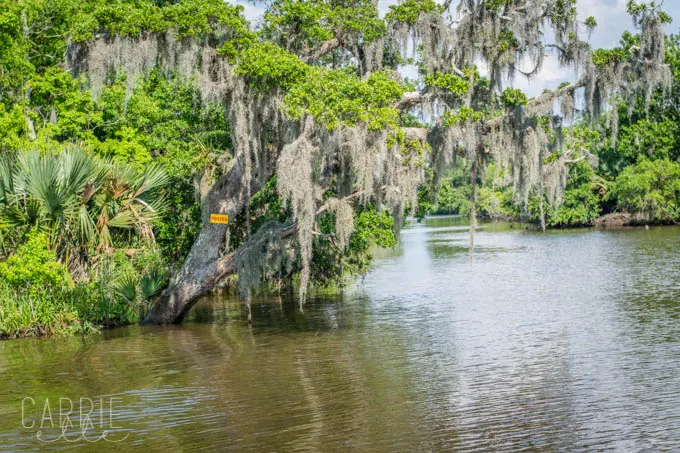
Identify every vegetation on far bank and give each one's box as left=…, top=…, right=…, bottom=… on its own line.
left=426, top=31, right=680, bottom=228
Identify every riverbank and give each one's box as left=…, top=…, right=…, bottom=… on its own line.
left=2, top=216, right=677, bottom=340
left=471, top=210, right=676, bottom=230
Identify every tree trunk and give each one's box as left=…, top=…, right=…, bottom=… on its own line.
left=143, top=157, right=251, bottom=324
left=142, top=165, right=362, bottom=324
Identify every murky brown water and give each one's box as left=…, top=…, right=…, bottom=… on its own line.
left=2, top=217, right=680, bottom=451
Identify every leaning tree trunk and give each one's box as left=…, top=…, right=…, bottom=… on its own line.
left=143, top=156, right=254, bottom=324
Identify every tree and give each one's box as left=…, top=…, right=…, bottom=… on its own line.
left=611, top=158, right=680, bottom=223
left=3, top=0, right=671, bottom=323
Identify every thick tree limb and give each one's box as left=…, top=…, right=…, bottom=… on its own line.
left=397, top=91, right=426, bottom=109
left=143, top=184, right=365, bottom=324
left=302, top=37, right=342, bottom=63
left=483, top=80, right=586, bottom=130
left=528, top=81, right=586, bottom=109
left=143, top=154, right=260, bottom=325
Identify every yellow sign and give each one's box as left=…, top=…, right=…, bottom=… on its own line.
left=210, top=214, right=229, bottom=225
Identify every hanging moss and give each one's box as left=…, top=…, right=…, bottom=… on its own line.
left=61, top=0, right=673, bottom=308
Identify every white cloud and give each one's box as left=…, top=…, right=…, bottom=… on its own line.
left=510, top=56, right=570, bottom=97
left=235, top=0, right=265, bottom=22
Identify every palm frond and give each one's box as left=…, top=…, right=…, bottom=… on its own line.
left=133, top=164, right=170, bottom=198
left=140, top=268, right=167, bottom=300
left=0, top=153, right=15, bottom=204
left=60, top=147, right=98, bottom=198
left=1, top=148, right=170, bottom=256
left=114, top=274, right=139, bottom=304
left=0, top=205, right=30, bottom=230
left=107, top=211, right=135, bottom=229
left=19, top=151, right=64, bottom=214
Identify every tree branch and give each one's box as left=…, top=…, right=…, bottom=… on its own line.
left=302, top=37, right=342, bottom=63
left=483, top=80, right=586, bottom=129
left=397, top=91, right=426, bottom=109
left=214, top=190, right=366, bottom=284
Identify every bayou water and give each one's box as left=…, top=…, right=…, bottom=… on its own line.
left=1, top=217, right=679, bottom=451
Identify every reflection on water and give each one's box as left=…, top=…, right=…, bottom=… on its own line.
left=1, top=216, right=680, bottom=451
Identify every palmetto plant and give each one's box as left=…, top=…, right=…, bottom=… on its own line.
left=0, top=147, right=168, bottom=271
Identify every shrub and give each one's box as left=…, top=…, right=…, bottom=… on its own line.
left=611, top=159, right=680, bottom=223
left=547, top=161, right=603, bottom=226
left=0, top=283, right=84, bottom=339
left=0, top=231, right=71, bottom=295
left=0, top=231, right=83, bottom=338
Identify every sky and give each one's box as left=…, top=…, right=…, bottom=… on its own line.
left=234, top=0, right=680, bottom=96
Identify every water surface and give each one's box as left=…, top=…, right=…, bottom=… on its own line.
left=2, top=217, right=680, bottom=451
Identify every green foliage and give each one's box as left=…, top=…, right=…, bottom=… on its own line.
left=285, top=69, right=404, bottom=130
left=477, top=186, right=515, bottom=220
left=592, top=48, right=628, bottom=67
left=616, top=119, right=679, bottom=162
left=596, top=33, right=680, bottom=177
left=546, top=161, right=603, bottom=226
left=434, top=163, right=515, bottom=219
left=424, top=72, right=471, bottom=97
left=350, top=206, right=397, bottom=251
left=501, top=88, right=528, bottom=108
left=484, top=0, right=510, bottom=11
left=95, top=73, right=230, bottom=264
left=415, top=183, right=433, bottom=220
left=0, top=231, right=71, bottom=295
left=0, top=0, right=254, bottom=101
left=433, top=164, right=471, bottom=215
left=0, top=231, right=93, bottom=339
left=0, top=2, right=33, bottom=96
left=262, top=0, right=385, bottom=52
left=0, top=65, right=228, bottom=265
left=264, top=0, right=335, bottom=46
left=0, top=283, right=85, bottom=339
left=550, top=0, right=577, bottom=24
left=0, top=148, right=169, bottom=259
left=0, top=103, right=29, bottom=150
left=387, top=128, right=430, bottom=157
left=443, top=106, right=485, bottom=126
left=230, top=176, right=289, bottom=250
left=611, top=159, right=680, bottom=223
left=386, top=0, right=444, bottom=25
left=26, top=68, right=101, bottom=144
left=69, top=0, right=254, bottom=43
left=311, top=203, right=395, bottom=287
left=498, top=30, right=520, bottom=52
left=436, top=184, right=471, bottom=215
left=73, top=247, right=168, bottom=327
left=236, top=42, right=310, bottom=90
left=584, top=16, right=598, bottom=29
left=626, top=0, right=670, bottom=22
left=592, top=30, right=647, bottom=68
